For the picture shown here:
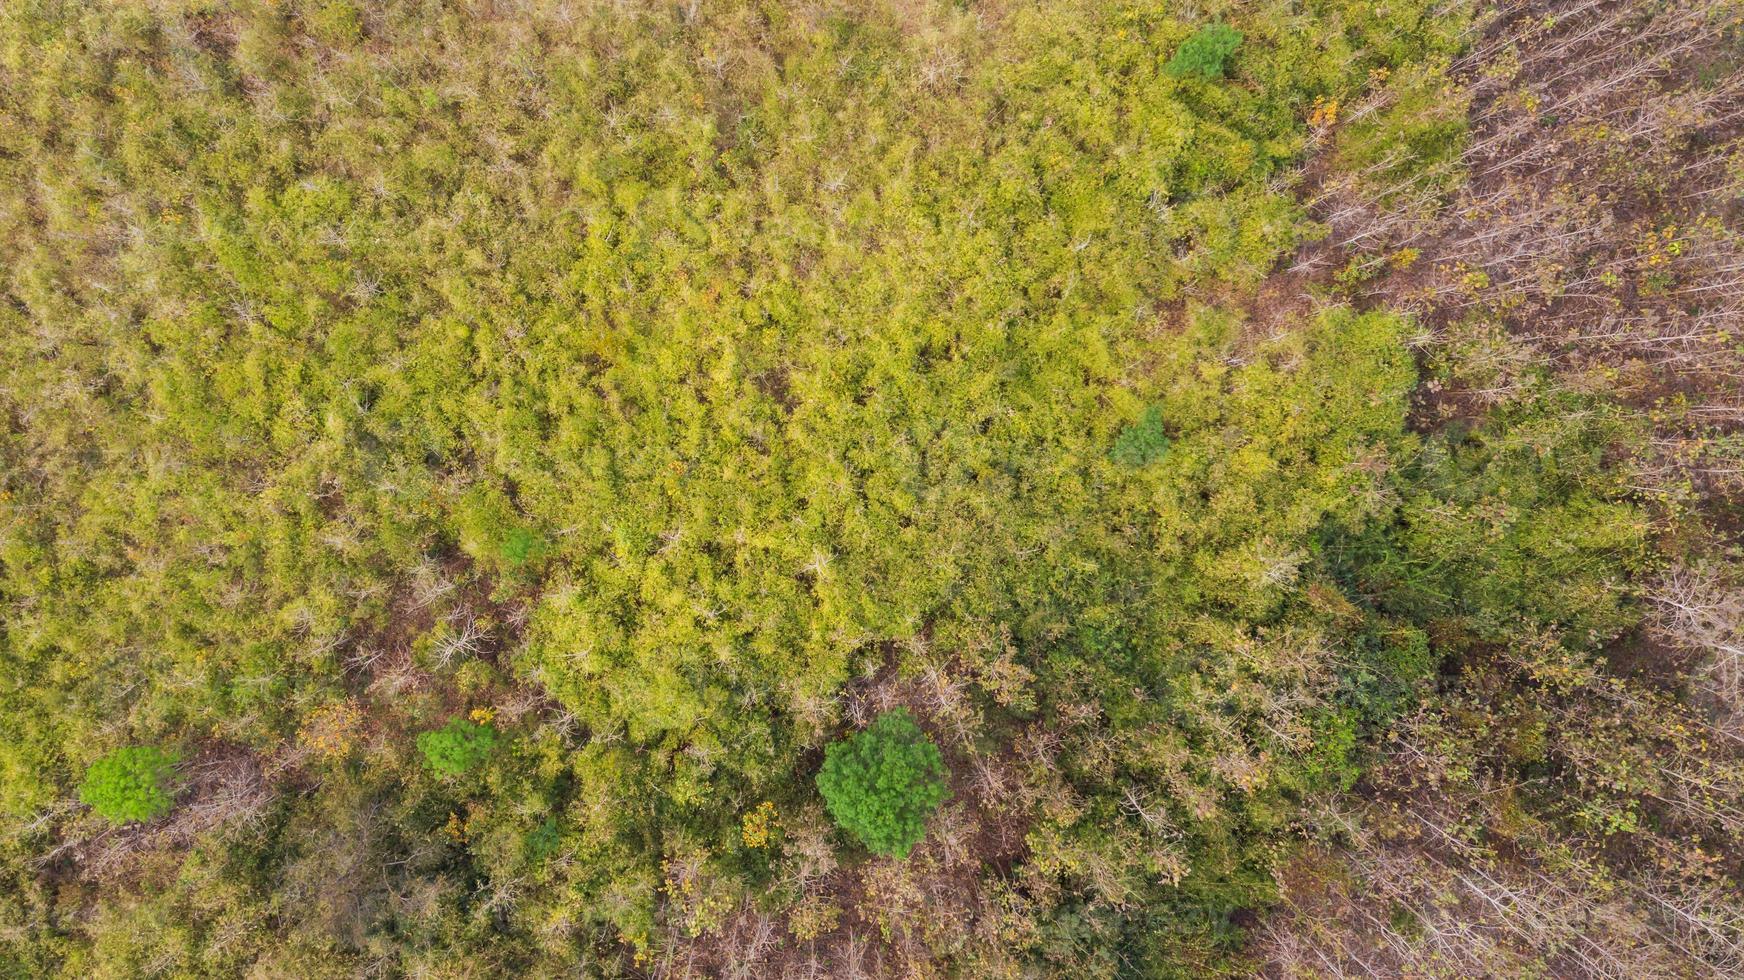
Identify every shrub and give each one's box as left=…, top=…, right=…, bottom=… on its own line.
left=78, top=746, right=179, bottom=824
left=455, top=485, right=545, bottom=572
left=417, top=718, right=499, bottom=776
left=816, top=709, right=949, bottom=858
left=297, top=701, right=364, bottom=760
left=1111, top=404, right=1171, bottom=467
left=1165, top=23, right=1243, bottom=79
left=500, top=526, right=548, bottom=568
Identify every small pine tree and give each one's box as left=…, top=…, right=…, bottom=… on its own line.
left=1165, top=23, right=1243, bottom=79
left=1111, top=404, right=1172, bottom=467
left=816, top=709, right=949, bottom=858
left=417, top=718, right=499, bottom=776
left=78, top=746, right=179, bottom=824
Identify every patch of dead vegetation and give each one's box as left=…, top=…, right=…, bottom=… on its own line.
left=1246, top=1, right=1744, bottom=974
left=1310, top=0, right=1744, bottom=486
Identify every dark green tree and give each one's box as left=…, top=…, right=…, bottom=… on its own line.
left=78, top=746, right=179, bottom=824
left=816, top=709, right=949, bottom=859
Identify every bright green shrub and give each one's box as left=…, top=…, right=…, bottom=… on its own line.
left=816, top=710, right=949, bottom=859
left=1165, top=24, right=1243, bottom=79
left=416, top=718, right=498, bottom=776
left=78, top=746, right=179, bottom=824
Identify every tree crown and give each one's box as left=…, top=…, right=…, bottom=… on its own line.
left=79, top=746, right=179, bottom=824
left=816, top=709, right=949, bottom=859
left=417, top=718, right=498, bottom=776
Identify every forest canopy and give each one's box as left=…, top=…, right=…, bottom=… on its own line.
left=3, top=0, right=1742, bottom=977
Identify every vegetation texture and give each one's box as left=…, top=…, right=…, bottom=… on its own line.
left=1, top=0, right=1741, bottom=977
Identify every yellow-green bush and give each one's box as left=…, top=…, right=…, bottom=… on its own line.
left=0, top=0, right=1556, bottom=976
